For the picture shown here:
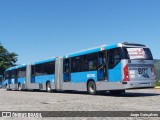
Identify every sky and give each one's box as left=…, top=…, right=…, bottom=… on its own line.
left=0, top=0, right=160, bottom=64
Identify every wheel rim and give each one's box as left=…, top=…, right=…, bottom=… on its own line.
left=6, top=85, right=8, bottom=90
left=18, top=85, right=21, bottom=91
left=47, top=83, right=51, bottom=92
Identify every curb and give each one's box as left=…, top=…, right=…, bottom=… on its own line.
left=155, top=86, right=160, bottom=89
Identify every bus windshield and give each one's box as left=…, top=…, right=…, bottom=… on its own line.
left=122, top=47, right=153, bottom=60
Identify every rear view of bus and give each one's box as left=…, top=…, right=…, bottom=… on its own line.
left=120, top=42, right=156, bottom=89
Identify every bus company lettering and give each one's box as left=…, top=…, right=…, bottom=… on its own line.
left=87, top=74, right=96, bottom=78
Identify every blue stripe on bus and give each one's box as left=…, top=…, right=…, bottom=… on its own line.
left=31, top=74, right=55, bottom=84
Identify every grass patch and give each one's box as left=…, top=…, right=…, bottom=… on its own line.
left=156, top=80, right=160, bottom=86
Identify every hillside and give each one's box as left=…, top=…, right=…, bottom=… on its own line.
left=154, top=59, right=160, bottom=81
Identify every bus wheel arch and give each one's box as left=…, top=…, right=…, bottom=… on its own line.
left=87, top=79, right=97, bottom=95
left=46, top=81, right=51, bottom=92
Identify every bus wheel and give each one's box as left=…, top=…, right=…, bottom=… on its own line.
left=6, top=84, right=9, bottom=91
left=18, top=83, right=22, bottom=91
left=110, top=90, right=125, bottom=95
left=87, top=81, right=97, bottom=95
left=46, top=82, right=51, bottom=92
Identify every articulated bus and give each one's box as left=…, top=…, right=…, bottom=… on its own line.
left=2, top=42, right=156, bottom=94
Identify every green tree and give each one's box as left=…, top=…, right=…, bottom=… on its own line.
left=0, top=43, right=18, bottom=75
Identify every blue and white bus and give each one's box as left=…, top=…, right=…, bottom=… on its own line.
left=2, top=42, right=156, bottom=94
left=3, top=64, right=27, bottom=90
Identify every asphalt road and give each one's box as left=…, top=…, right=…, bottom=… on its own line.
left=0, top=88, right=160, bottom=120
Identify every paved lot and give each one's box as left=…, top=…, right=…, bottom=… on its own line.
left=0, top=88, right=160, bottom=120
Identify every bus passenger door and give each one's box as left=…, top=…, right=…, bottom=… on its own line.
left=63, top=58, right=71, bottom=82
left=31, top=65, right=35, bottom=83
left=98, top=51, right=108, bottom=81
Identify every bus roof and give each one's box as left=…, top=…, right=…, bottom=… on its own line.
left=63, top=42, right=147, bottom=58
left=121, top=42, right=146, bottom=47
left=5, top=64, right=27, bottom=71
left=63, top=43, right=117, bottom=58
left=5, top=58, right=56, bottom=72
left=31, top=57, right=56, bottom=65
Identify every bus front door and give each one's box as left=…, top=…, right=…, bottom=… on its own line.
left=63, top=58, right=71, bottom=82
left=98, top=51, right=108, bottom=81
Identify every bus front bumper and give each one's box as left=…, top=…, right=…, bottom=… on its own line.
left=96, top=80, right=155, bottom=91
left=122, top=80, right=156, bottom=89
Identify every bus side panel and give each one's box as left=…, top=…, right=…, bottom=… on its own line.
left=62, top=71, right=97, bottom=91
left=28, top=75, right=55, bottom=90
left=71, top=71, right=97, bottom=83
left=34, top=75, right=54, bottom=84
left=63, top=71, right=97, bottom=91
left=96, top=81, right=124, bottom=91
left=18, top=77, right=26, bottom=84
left=63, top=82, right=87, bottom=91
left=108, top=62, right=122, bottom=82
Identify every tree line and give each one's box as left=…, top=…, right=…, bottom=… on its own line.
left=0, top=43, right=18, bottom=75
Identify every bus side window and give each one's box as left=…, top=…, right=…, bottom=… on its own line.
left=108, top=48, right=121, bottom=69
left=98, top=51, right=106, bottom=70
left=31, top=65, right=35, bottom=76
left=64, top=59, right=70, bottom=73
left=43, top=61, right=55, bottom=75
left=18, top=67, right=26, bottom=78
left=144, top=48, right=153, bottom=60
left=4, top=71, right=10, bottom=80
left=71, top=56, right=82, bottom=72
left=11, top=69, right=17, bottom=79
left=35, top=64, right=44, bottom=76
left=88, top=53, right=97, bottom=71
left=83, top=55, right=89, bottom=71
left=82, top=53, right=97, bottom=71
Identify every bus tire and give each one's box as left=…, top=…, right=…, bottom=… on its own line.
left=110, top=90, right=125, bottom=95
left=87, top=81, right=97, bottom=95
left=6, top=84, right=9, bottom=91
left=46, top=82, right=51, bottom=92
left=18, top=83, right=22, bottom=91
